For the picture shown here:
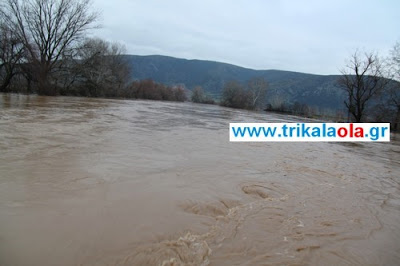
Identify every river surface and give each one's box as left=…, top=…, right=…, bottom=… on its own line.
left=0, top=94, right=399, bottom=266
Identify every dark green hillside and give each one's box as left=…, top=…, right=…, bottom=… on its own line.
left=126, top=55, right=344, bottom=110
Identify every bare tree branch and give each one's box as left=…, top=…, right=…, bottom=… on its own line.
left=3, top=0, right=99, bottom=95
left=247, top=77, right=268, bottom=110
left=0, top=19, right=25, bottom=92
left=338, top=50, right=388, bottom=122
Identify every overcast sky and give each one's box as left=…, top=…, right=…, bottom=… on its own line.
left=91, top=0, right=399, bottom=75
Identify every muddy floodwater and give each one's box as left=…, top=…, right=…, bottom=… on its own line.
left=0, top=94, right=399, bottom=266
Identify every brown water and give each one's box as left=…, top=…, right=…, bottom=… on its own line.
left=0, top=94, right=399, bottom=266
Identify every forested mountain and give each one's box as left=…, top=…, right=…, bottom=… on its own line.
left=126, top=55, right=344, bottom=110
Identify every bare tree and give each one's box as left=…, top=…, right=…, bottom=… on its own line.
left=191, top=86, right=214, bottom=104
left=173, top=85, right=187, bottom=102
left=191, top=86, right=205, bottom=103
left=388, top=42, right=400, bottom=131
left=0, top=21, right=25, bottom=92
left=247, top=77, right=268, bottom=110
left=266, top=94, right=288, bottom=112
left=221, top=80, right=251, bottom=109
left=338, top=50, right=388, bottom=122
left=2, top=0, right=98, bottom=95
left=75, top=38, right=130, bottom=97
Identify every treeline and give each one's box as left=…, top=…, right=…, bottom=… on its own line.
left=265, top=99, right=346, bottom=121
left=265, top=101, right=316, bottom=117
left=220, top=77, right=268, bottom=110
left=190, top=77, right=268, bottom=110
left=62, top=76, right=187, bottom=102
left=1, top=0, right=99, bottom=96
left=123, top=80, right=186, bottom=101
left=190, top=78, right=342, bottom=120
left=193, top=77, right=341, bottom=121
left=0, top=0, right=188, bottom=102
left=191, top=86, right=215, bottom=104
left=191, top=44, right=400, bottom=130
left=1, top=0, right=399, bottom=129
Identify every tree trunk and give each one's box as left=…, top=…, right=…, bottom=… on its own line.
left=394, top=106, right=400, bottom=132
left=37, top=66, right=57, bottom=95
left=0, top=71, right=14, bottom=93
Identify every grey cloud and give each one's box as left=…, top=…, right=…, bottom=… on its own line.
left=92, top=0, right=400, bottom=74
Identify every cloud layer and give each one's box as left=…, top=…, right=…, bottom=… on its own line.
left=92, top=0, right=400, bottom=74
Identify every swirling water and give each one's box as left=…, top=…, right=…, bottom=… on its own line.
left=0, top=94, right=399, bottom=265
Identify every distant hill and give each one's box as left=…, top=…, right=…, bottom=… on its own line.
left=126, top=55, right=345, bottom=110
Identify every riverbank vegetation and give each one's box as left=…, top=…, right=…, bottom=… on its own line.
left=0, top=0, right=399, bottom=129
left=191, top=86, right=215, bottom=104
left=0, top=0, right=187, bottom=102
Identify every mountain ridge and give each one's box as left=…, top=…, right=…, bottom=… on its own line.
left=125, top=54, right=345, bottom=110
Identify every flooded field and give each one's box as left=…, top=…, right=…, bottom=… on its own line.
left=0, top=93, right=399, bottom=266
